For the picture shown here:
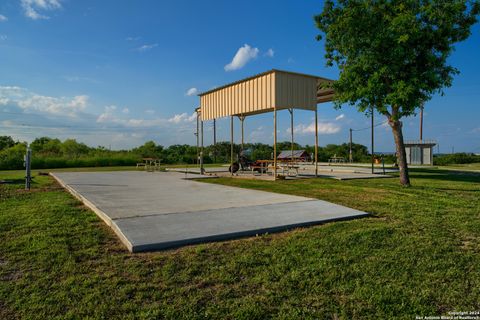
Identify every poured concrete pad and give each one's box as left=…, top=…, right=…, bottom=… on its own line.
left=52, top=171, right=368, bottom=252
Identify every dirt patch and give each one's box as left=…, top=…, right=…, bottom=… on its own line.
left=0, top=301, right=19, bottom=320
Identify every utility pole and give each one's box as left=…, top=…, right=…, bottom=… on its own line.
left=349, top=128, right=353, bottom=163
left=419, top=105, right=424, bottom=141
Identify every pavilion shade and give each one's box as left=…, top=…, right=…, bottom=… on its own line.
left=199, top=70, right=329, bottom=121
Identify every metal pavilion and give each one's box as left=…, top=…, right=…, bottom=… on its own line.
left=195, top=69, right=334, bottom=180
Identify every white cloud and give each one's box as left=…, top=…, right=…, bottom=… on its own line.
left=168, top=112, right=196, bottom=124
left=287, top=58, right=295, bottom=64
left=96, top=105, right=117, bottom=123
left=292, top=122, right=341, bottom=135
left=0, top=85, right=200, bottom=148
left=0, top=35, right=7, bottom=41
left=145, top=109, right=155, bottom=115
left=0, top=14, right=7, bottom=22
left=185, top=87, right=199, bottom=96
left=335, top=114, right=345, bottom=121
left=126, top=36, right=140, bottom=41
left=135, top=43, right=158, bottom=52
left=0, top=86, right=88, bottom=117
left=122, top=107, right=130, bottom=114
left=265, top=48, right=274, bottom=58
left=21, top=0, right=62, bottom=20
left=224, top=44, right=259, bottom=71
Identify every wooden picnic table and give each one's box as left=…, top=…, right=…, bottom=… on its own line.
left=250, top=160, right=299, bottom=176
left=328, top=156, right=346, bottom=164
left=137, top=158, right=161, bottom=171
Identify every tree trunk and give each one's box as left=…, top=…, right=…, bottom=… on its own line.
left=388, top=117, right=411, bottom=186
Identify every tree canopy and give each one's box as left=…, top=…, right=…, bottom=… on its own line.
left=315, top=0, right=479, bottom=185
left=315, top=0, right=479, bottom=118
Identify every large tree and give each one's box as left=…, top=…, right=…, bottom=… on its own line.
left=315, top=0, right=479, bottom=186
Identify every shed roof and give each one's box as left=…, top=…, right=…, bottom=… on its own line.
left=198, top=69, right=334, bottom=121
left=277, top=150, right=310, bottom=159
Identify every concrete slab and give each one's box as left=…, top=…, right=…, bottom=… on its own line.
left=52, top=171, right=369, bottom=252
left=168, top=164, right=396, bottom=180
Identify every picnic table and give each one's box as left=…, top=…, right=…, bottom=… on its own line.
left=328, top=156, right=346, bottom=164
left=250, top=160, right=299, bottom=176
left=137, top=158, right=161, bottom=171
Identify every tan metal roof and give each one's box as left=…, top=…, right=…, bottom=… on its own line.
left=198, top=69, right=334, bottom=121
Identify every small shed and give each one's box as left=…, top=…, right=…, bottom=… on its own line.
left=404, top=140, right=436, bottom=165
left=277, top=150, right=311, bottom=162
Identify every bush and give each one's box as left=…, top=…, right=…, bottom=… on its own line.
left=0, top=143, right=27, bottom=170
left=434, top=153, right=480, bottom=165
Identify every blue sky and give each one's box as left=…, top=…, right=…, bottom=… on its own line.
left=0, top=0, right=479, bottom=152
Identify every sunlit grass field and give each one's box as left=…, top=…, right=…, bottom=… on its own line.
left=0, top=167, right=479, bottom=319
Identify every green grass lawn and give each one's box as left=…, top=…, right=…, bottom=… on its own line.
left=0, top=163, right=224, bottom=177
left=1, top=168, right=479, bottom=319
left=438, top=163, right=480, bottom=171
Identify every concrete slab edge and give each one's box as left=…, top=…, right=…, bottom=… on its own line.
left=50, top=173, right=134, bottom=252
left=130, top=212, right=370, bottom=253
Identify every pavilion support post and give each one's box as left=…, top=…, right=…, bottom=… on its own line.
left=230, top=116, right=234, bottom=176
left=240, top=116, right=245, bottom=152
left=200, top=116, right=204, bottom=175
left=315, top=108, right=318, bottom=177
left=289, top=108, right=294, bottom=162
left=273, top=107, right=277, bottom=180
left=213, top=118, right=217, bottom=163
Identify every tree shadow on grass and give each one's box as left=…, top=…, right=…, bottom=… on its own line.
left=0, top=178, right=27, bottom=185
left=409, top=168, right=480, bottom=184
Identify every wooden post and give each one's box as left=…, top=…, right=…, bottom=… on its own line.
left=273, top=107, right=277, bottom=180
left=315, top=108, right=318, bottom=177
left=230, top=116, right=234, bottom=176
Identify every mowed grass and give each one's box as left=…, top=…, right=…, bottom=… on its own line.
left=0, top=168, right=479, bottom=319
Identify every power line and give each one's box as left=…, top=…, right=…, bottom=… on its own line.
left=351, top=120, right=388, bottom=132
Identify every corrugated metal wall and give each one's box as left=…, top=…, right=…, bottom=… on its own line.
left=275, top=72, right=317, bottom=111
left=200, top=70, right=319, bottom=121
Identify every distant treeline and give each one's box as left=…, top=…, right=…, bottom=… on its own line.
left=0, top=135, right=376, bottom=170
left=2, top=135, right=477, bottom=170
left=433, top=153, right=480, bottom=165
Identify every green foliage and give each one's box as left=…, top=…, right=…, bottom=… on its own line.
left=132, top=141, right=164, bottom=158
left=0, top=136, right=16, bottom=151
left=0, top=143, right=27, bottom=170
left=434, top=153, right=480, bottom=165
left=315, top=0, right=480, bottom=118
left=31, top=137, right=62, bottom=155
left=0, top=135, right=374, bottom=169
left=315, top=0, right=479, bottom=185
